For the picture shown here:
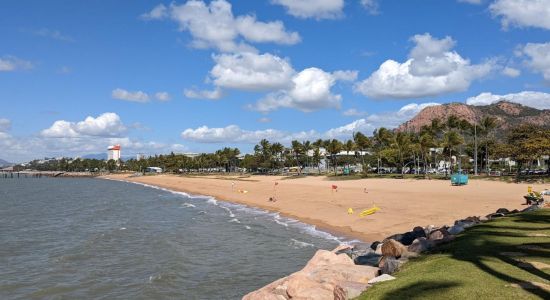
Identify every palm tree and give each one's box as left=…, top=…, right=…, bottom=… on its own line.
left=271, top=142, right=284, bottom=173
left=442, top=131, right=464, bottom=177
left=480, top=116, right=498, bottom=173
left=392, top=131, right=410, bottom=174
left=353, top=132, right=371, bottom=171
left=373, top=127, right=392, bottom=174
left=326, top=139, right=342, bottom=175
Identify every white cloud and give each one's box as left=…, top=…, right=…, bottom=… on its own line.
left=502, top=66, right=521, bottom=77
left=184, top=88, right=223, bottom=100
left=518, top=42, right=550, bottom=83
left=154, top=92, right=171, bottom=101
left=143, top=0, right=300, bottom=52
left=0, top=118, right=11, bottom=132
left=257, top=117, right=272, bottom=123
left=182, top=102, right=441, bottom=143
left=355, top=33, right=494, bottom=99
left=250, top=67, right=353, bottom=112
left=41, top=113, right=127, bottom=138
left=466, top=91, right=550, bottom=109
left=272, top=0, right=344, bottom=19
left=360, top=0, right=379, bottom=15
left=342, top=108, right=367, bottom=117
left=210, top=52, right=295, bottom=91
left=0, top=56, right=33, bottom=72
left=112, top=88, right=150, bottom=103
left=490, top=0, right=550, bottom=30
left=191, top=51, right=355, bottom=111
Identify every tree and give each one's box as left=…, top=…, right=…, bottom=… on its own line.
left=442, top=131, right=464, bottom=176
left=507, top=124, right=550, bottom=181
left=353, top=132, right=371, bottom=171
left=479, top=116, right=498, bottom=173
left=325, top=139, right=342, bottom=175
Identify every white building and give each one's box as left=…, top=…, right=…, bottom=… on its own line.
left=107, top=144, right=121, bottom=161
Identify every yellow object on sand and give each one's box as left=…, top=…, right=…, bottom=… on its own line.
left=348, top=208, right=354, bottom=215
left=360, top=205, right=380, bottom=217
left=238, top=189, right=249, bottom=194
left=528, top=186, right=532, bottom=193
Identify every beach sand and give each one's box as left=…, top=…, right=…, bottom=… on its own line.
left=102, top=174, right=547, bottom=242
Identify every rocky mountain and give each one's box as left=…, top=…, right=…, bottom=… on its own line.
left=397, top=101, right=550, bottom=133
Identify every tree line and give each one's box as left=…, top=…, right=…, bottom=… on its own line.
left=16, top=117, right=549, bottom=180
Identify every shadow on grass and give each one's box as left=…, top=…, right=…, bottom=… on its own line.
left=379, top=280, right=460, bottom=300
left=448, top=212, right=550, bottom=299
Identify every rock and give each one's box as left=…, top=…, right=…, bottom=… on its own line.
left=428, top=228, right=447, bottom=240
left=385, top=233, right=403, bottom=244
left=480, top=216, right=489, bottom=222
left=448, top=224, right=465, bottom=235
left=334, top=281, right=370, bottom=299
left=286, top=274, right=333, bottom=299
left=333, top=285, right=346, bottom=300
left=424, top=225, right=435, bottom=236
left=370, top=241, right=381, bottom=251
left=334, top=244, right=353, bottom=255
left=496, top=208, right=509, bottom=214
left=381, top=239, right=408, bottom=258
left=350, top=244, right=374, bottom=259
left=368, top=274, right=396, bottom=284
left=509, top=209, right=519, bottom=214
left=379, top=256, right=401, bottom=275
left=413, top=226, right=426, bottom=238
left=400, top=231, right=417, bottom=246
left=407, top=237, right=434, bottom=254
left=354, top=252, right=381, bottom=266
left=486, top=213, right=505, bottom=219
left=375, top=244, right=382, bottom=255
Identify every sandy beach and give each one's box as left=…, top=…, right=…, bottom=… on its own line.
left=102, top=174, right=547, bottom=242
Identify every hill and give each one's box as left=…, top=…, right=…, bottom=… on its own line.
left=0, top=159, right=13, bottom=168
left=397, top=101, right=550, bottom=133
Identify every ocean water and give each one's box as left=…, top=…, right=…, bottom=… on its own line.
left=0, top=178, right=344, bottom=299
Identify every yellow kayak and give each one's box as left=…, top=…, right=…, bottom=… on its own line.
left=360, top=205, right=380, bottom=217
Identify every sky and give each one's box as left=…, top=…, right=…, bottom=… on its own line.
left=1, top=0, right=549, bottom=162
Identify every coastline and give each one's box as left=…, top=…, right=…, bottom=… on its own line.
left=100, top=174, right=543, bottom=242
left=101, top=175, right=362, bottom=244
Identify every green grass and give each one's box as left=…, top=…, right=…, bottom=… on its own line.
left=358, top=209, right=550, bottom=300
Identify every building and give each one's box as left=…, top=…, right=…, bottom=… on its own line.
left=107, top=144, right=121, bottom=161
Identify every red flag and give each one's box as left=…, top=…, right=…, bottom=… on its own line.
left=332, top=185, right=338, bottom=190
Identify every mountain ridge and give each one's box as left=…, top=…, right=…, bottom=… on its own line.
left=397, top=101, right=550, bottom=133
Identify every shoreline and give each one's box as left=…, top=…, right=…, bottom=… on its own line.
left=100, top=174, right=544, bottom=243
left=101, top=176, right=365, bottom=244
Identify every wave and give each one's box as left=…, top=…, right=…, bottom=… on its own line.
left=103, top=177, right=356, bottom=244
left=181, top=203, right=196, bottom=208
left=290, top=238, right=314, bottom=248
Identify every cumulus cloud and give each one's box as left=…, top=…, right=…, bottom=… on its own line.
left=210, top=52, right=295, bottom=91
left=0, top=56, right=33, bottom=72
left=355, top=33, right=494, bottom=99
left=191, top=51, right=356, bottom=111
left=257, top=117, right=272, bottom=123
left=490, top=0, right=550, bottom=30
left=502, top=66, right=521, bottom=77
left=466, top=91, right=550, bottom=109
left=143, top=0, right=300, bottom=52
left=41, top=113, right=127, bottom=138
left=517, top=42, right=550, bottom=83
left=181, top=102, right=441, bottom=143
left=0, top=118, right=11, bottom=132
left=272, top=0, right=344, bottom=19
left=111, top=88, right=150, bottom=103
left=154, top=92, right=171, bottom=101
left=250, top=67, right=354, bottom=112
left=184, top=88, right=223, bottom=100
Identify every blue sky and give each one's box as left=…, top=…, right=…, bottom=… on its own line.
left=1, top=0, right=549, bottom=162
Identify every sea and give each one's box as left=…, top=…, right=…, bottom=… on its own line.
left=0, top=178, right=349, bottom=299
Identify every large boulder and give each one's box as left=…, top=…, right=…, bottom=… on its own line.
left=448, top=224, right=465, bottom=235
left=407, top=237, right=434, bottom=254
left=400, top=231, right=417, bottom=246
left=244, top=249, right=380, bottom=300
left=378, top=256, right=401, bottom=275
left=413, top=226, right=427, bottom=238
left=486, top=212, right=505, bottom=220
left=367, top=274, right=396, bottom=284
left=370, top=241, right=381, bottom=251
left=496, top=208, right=509, bottom=214
left=354, top=252, right=381, bottom=266
left=381, top=239, right=408, bottom=258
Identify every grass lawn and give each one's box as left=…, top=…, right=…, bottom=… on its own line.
left=358, top=209, right=550, bottom=299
